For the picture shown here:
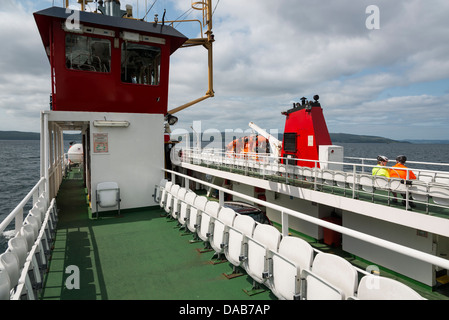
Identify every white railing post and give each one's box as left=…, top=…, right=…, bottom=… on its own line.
left=281, top=211, right=289, bottom=237
left=43, top=112, right=50, bottom=206
left=405, top=169, right=410, bottom=210
left=14, top=208, right=23, bottom=235
left=352, top=165, right=357, bottom=199
left=219, top=190, right=224, bottom=207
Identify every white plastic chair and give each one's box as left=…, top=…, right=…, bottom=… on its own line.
left=0, top=252, right=20, bottom=295
left=20, top=225, right=43, bottom=290
left=24, top=216, right=47, bottom=266
left=373, top=175, right=389, bottom=190
left=300, top=252, right=358, bottom=300
left=154, top=178, right=167, bottom=203
left=429, top=183, right=449, bottom=206
left=417, top=171, right=435, bottom=183
left=20, top=224, right=35, bottom=252
left=7, top=236, right=36, bottom=300
left=178, top=191, right=197, bottom=229
left=198, top=201, right=221, bottom=243
left=187, top=196, right=208, bottom=236
left=346, top=173, right=359, bottom=191
left=244, top=224, right=281, bottom=285
left=294, top=166, right=303, bottom=180
left=314, top=168, right=323, bottom=185
left=334, top=172, right=347, bottom=190
left=302, top=167, right=314, bottom=182
left=8, top=236, right=28, bottom=269
left=29, top=206, right=52, bottom=246
left=322, top=170, right=335, bottom=187
left=359, top=174, right=374, bottom=194
left=36, top=195, right=48, bottom=216
left=224, top=214, right=256, bottom=271
left=171, top=187, right=187, bottom=220
left=0, top=269, right=11, bottom=300
left=409, top=180, right=429, bottom=210
left=435, top=173, right=449, bottom=185
left=159, top=181, right=173, bottom=208
left=352, top=275, right=425, bottom=300
left=96, top=182, right=121, bottom=218
left=165, top=184, right=180, bottom=216
left=269, top=236, right=314, bottom=300
left=210, top=207, right=236, bottom=255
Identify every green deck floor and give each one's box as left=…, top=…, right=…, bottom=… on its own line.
left=40, top=170, right=449, bottom=300
left=40, top=177, right=274, bottom=300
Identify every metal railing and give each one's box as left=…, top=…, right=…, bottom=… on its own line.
left=0, top=177, right=47, bottom=237
left=12, top=199, right=57, bottom=300
left=178, top=147, right=449, bottom=214
left=163, top=168, right=449, bottom=272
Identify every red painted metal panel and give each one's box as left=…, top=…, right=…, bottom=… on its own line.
left=34, top=8, right=187, bottom=115
left=281, top=105, right=332, bottom=167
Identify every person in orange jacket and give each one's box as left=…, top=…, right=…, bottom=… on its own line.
left=390, top=155, right=416, bottom=207
left=390, top=155, right=416, bottom=180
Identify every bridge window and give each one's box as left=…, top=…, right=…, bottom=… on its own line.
left=65, top=34, right=111, bottom=72
left=121, top=42, right=161, bottom=85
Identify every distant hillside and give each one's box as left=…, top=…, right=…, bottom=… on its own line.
left=330, top=133, right=406, bottom=144
left=2, top=130, right=446, bottom=144
left=403, top=139, right=449, bottom=144
left=0, top=131, right=40, bottom=140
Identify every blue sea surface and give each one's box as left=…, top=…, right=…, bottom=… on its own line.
left=339, top=142, right=449, bottom=171
left=0, top=140, right=40, bottom=217
left=0, top=140, right=40, bottom=251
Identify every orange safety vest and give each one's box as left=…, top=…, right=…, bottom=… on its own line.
left=390, top=163, right=416, bottom=180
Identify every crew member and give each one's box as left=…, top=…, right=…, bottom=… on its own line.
left=390, top=155, right=416, bottom=208
left=390, top=155, right=416, bottom=180
left=372, top=155, right=390, bottom=178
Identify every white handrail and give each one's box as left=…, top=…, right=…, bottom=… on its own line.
left=0, top=177, right=46, bottom=235
left=164, top=168, right=449, bottom=271
left=11, top=198, right=56, bottom=300
left=179, top=147, right=449, bottom=212
left=345, top=156, right=449, bottom=170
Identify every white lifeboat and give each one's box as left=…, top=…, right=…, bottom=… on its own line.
left=68, top=143, right=83, bottom=164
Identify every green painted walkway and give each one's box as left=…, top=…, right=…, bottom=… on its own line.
left=40, top=170, right=449, bottom=300
left=40, top=177, right=273, bottom=300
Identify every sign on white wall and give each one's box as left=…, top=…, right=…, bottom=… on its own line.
left=93, top=133, right=109, bottom=153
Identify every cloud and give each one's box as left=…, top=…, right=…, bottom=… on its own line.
left=0, top=0, right=51, bottom=130
left=167, top=0, right=449, bottom=140
left=1, top=0, right=448, bottom=141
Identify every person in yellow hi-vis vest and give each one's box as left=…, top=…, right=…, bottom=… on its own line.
left=372, top=155, right=390, bottom=177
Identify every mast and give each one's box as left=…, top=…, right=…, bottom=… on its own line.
left=166, top=0, right=215, bottom=115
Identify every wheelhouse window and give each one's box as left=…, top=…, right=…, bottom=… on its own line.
left=65, top=34, right=111, bottom=72
left=121, top=42, right=161, bottom=85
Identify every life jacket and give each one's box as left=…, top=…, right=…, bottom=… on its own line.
left=390, top=163, right=416, bottom=180
left=372, top=165, right=390, bottom=178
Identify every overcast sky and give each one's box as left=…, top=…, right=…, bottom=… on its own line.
left=1, top=0, right=449, bottom=140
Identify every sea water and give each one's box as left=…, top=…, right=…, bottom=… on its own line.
left=1, top=140, right=449, bottom=252
left=0, top=140, right=40, bottom=251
